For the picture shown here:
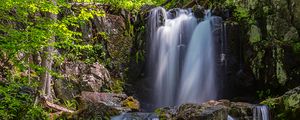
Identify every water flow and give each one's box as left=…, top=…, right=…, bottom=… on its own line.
left=146, top=7, right=219, bottom=108
left=177, top=10, right=217, bottom=105
left=147, top=7, right=197, bottom=108
left=253, top=105, right=269, bottom=120
left=227, top=115, right=235, bottom=120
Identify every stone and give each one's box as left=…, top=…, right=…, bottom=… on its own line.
left=70, top=91, right=132, bottom=119
left=155, top=106, right=177, bottom=120
left=111, top=113, right=158, bottom=120
left=229, top=102, right=255, bottom=120
left=53, top=62, right=112, bottom=102
left=121, top=96, right=140, bottom=111
left=292, top=0, right=300, bottom=32
left=193, top=5, right=205, bottom=19
left=262, top=86, right=300, bottom=119
left=156, top=100, right=262, bottom=120
left=93, top=14, right=133, bottom=74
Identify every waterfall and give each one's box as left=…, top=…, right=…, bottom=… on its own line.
left=177, top=10, right=217, bottom=104
left=253, top=105, right=270, bottom=120
left=146, top=7, right=220, bottom=108
left=146, top=7, right=197, bottom=108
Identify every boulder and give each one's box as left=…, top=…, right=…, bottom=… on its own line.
left=70, top=91, right=139, bottom=119
left=111, top=113, right=158, bottom=120
left=155, top=100, right=264, bottom=120
left=262, top=86, right=300, bottom=119
left=229, top=102, right=255, bottom=120
left=193, top=5, right=205, bottom=19
left=121, top=96, right=140, bottom=111
left=175, top=103, right=228, bottom=120
left=53, top=62, right=112, bottom=101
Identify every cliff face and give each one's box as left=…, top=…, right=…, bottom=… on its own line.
left=185, top=0, right=300, bottom=99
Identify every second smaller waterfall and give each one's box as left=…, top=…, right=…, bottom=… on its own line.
left=253, top=105, right=269, bottom=120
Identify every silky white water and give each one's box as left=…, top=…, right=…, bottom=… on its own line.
left=253, top=105, right=269, bottom=120
left=177, top=10, right=217, bottom=104
left=227, top=115, right=235, bottom=120
left=146, top=7, right=219, bottom=108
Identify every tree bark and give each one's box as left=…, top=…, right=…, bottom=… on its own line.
left=41, top=0, right=57, bottom=100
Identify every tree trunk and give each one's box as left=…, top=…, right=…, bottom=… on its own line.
left=41, top=0, right=57, bottom=100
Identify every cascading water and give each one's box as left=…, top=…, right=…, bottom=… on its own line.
left=177, top=10, right=217, bottom=104
left=146, top=7, right=197, bottom=108
left=227, top=115, right=235, bottom=120
left=146, top=7, right=221, bottom=108
left=253, top=105, right=270, bottom=120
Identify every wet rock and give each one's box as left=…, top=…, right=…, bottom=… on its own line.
left=155, top=106, right=177, bottom=119
left=193, top=5, right=205, bottom=19
left=156, top=100, right=262, bottom=120
left=111, top=113, right=158, bottom=120
left=176, top=103, right=228, bottom=120
left=175, top=104, right=205, bottom=120
left=229, top=102, right=255, bottom=120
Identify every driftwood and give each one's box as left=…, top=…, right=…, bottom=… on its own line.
left=41, top=96, right=74, bottom=113
left=44, top=100, right=75, bottom=113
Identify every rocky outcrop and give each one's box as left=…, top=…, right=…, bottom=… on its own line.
left=66, top=91, right=139, bottom=119
left=155, top=100, right=257, bottom=120
left=54, top=62, right=112, bottom=101
left=93, top=13, right=133, bottom=76
left=208, top=0, right=300, bottom=100
left=262, top=86, right=300, bottom=119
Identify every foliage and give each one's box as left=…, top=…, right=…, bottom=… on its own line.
left=256, top=89, right=271, bottom=100
left=0, top=0, right=113, bottom=119
left=63, top=99, right=78, bottom=110
left=73, top=0, right=164, bottom=11
left=224, top=0, right=255, bottom=25
left=0, top=78, right=49, bottom=120
left=110, top=78, right=124, bottom=94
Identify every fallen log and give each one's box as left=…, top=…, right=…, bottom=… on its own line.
left=41, top=96, right=74, bottom=113
left=44, top=100, right=75, bottom=113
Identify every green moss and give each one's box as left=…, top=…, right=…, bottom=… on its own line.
left=110, top=78, right=124, bottom=94
left=249, top=25, right=262, bottom=44
left=121, top=96, right=140, bottom=110
left=283, top=94, right=300, bottom=109
left=261, top=97, right=281, bottom=109
left=251, top=48, right=265, bottom=80
left=275, top=47, right=287, bottom=85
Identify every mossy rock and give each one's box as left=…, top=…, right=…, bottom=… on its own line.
left=261, top=86, right=300, bottom=119
left=121, top=96, right=140, bottom=111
